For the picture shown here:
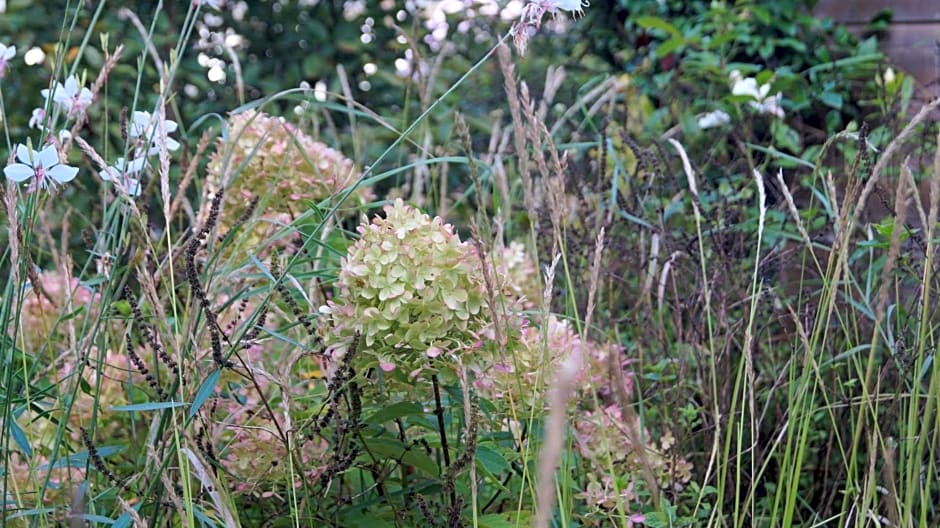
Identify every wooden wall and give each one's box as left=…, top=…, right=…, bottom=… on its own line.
left=815, top=0, right=938, bottom=89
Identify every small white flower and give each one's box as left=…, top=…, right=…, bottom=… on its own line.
left=730, top=70, right=769, bottom=100
left=882, top=67, right=896, bottom=85
left=129, top=110, right=180, bottom=154
left=41, top=75, right=93, bottom=118
left=28, top=107, right=46, bottom=130
left=100, top=156, right=145, bottom=197
left=696, top=110, right=731, bottom=129
left=0, top=43, right=15, bottom=78
left=4, top=143, right=79, bottom=191
left=547, top=0, right=588, bottom=17
left=194, top=0, right=224, bottom=8
left=729, top=70, right=784, bottom=118
left=750, top=92, right=784, bottom=118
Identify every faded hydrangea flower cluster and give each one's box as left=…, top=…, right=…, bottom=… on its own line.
left=208, top=110, right=367, bottom=218
left=220, top=422, right=328, bottom=496
left=492, top=241, right=541, bottom=310
left=319, top=199, right=490, bottom=378
left=205, top=110, right=369, bottom=252
left=3, top=450, right=86, bottom=512
left=474, top=315, right=580, bottom=410
left=11, top=270, right=99, bottom=350
left=573, top=341, right=694, bottom=495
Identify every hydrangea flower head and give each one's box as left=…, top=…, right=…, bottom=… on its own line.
left=4, top=143, right=78, bottom=192
left=319, top=199, right=490, bottom=378
left=474, top=315, right=584, bottom=410
left=204, top=110, right=369, bottom=253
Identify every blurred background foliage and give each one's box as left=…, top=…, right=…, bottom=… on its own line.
left=0, top=0, right=907, bottom=150
left=0, top=0, right=917, bottom=268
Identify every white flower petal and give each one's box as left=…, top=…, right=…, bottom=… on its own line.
left=125, top=177, right=142, bottom=196
left=48, top=164, right=78, bottom=184
left=36, top=144, right=60, bottom=168
left=4, top=163, right=35, bottom=182
left=64, top=76, right=78, bottom=95
left=15, top=144, right=34, bottom=165
left=697, top=110, right=731, bottom=129
left=100, top=166, right=118, bottom=182
left=127, top=157, right=146, bottom=172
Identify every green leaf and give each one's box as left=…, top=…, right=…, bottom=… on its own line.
left=189, top=369, right=221, bottom=419
left=363, top=401, right=424, bottom=426
left=478, top=513, right=519, bottom=528
left=635, top=16, right=682, bottom=38
left=655, top=36, right=686, bottom=58
left=360, top=437, right=439, bottom=476
left=112, top=401, right=189, bottom=412
left=475, top=444, right=512, bottom=475
left=772, top=120, right=802, bottom=154
left=819, top=90, right=842, bottom=110
left=9, top=418, right=32, bottom=457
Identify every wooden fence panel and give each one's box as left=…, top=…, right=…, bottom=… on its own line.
left=813, top=1, right=939, bottom=87
left=815, top=0, right=940, bottom=24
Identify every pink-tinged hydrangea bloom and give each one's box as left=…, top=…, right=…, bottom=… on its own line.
left=12, top=269, right=99, bottom=350
left=129, top=110, right=180, bottom=154
left=40, top=75, right=93, bottom=118
left=492, top=241, right=541, bottom=309
left=4, top=143, right=78, bottom=191
left=473, top=314, right=584, bottom=411
left=0, top=43, right=15, bottom=78
left=318, top=199, right=492, bottom=380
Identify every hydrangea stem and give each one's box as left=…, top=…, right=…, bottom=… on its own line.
left=431, top=373, right=456, bottom=507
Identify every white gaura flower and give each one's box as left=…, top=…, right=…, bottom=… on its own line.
left=696, top=110, right=731, bottom=129
left=100, top=156, right=145, bottom=197
left=548, top=0, right=589, bottom=18
left=41, top=75, right=93, bottom=118
left=4, top=143, right=79, bottom=191
left=0, top=43, right=15, bottom=78
left=513, top=0, right=589, bottom=55
left=129, top=110, right=180, bottom=154
left=28, top=107, right=46, bottom=130
left=194, top=0, right=224, bottom=9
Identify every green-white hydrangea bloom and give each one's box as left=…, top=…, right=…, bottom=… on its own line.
left=319, top=199, right=490, bottom=378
